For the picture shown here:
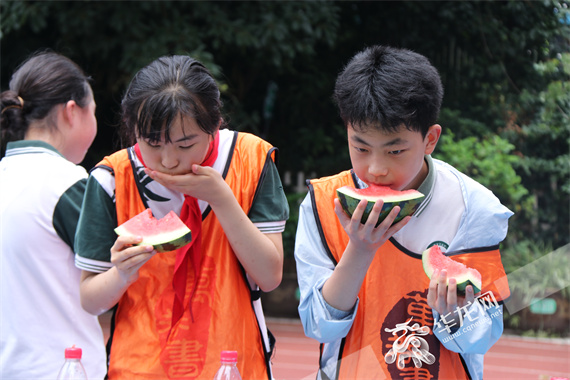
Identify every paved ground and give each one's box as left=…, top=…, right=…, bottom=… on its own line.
left=99, top=313, right=570, bottom=379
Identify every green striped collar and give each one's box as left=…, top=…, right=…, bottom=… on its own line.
left=5, top=140, right=64, bottom=158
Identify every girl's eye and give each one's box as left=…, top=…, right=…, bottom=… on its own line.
left=179, top=144, right=194, bottom=150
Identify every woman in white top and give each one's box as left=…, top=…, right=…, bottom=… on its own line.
left=0, top=51, right=107, bottom=379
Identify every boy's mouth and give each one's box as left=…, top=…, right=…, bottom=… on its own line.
left=365, top=182, right=394, bottom=189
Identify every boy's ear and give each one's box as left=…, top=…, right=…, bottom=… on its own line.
left=424, top=124, right=442, bottom=155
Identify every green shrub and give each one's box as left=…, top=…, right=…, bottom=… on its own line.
left=434, top=110, right=533, bottom=219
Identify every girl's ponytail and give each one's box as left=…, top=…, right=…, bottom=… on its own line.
left=1, top=91, right=26, bottom=156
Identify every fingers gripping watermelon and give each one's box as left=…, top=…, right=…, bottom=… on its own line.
left=422, top=245, right=482, bottom=294
left=114, top=209, right=192, bottom=253
left=336, top=185, right=425, bottom=226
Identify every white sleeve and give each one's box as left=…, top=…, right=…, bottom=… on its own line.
left=433, top=301, right=504, bottom=380
left=294, top=193, right=358, bottom=343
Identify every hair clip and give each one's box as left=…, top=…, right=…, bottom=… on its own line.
left=1, top=96, right=24, bottom=114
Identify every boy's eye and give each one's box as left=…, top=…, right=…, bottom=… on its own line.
left=353, top=146, right=368, bottom=153
left=389, top=149, right=403, bottom=155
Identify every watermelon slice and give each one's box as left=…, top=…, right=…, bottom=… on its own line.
left=336, top=185, right=425, bottom=226
left=114, top=209, right=192, bottom=253
left=422, top=245, right=482, bottom=294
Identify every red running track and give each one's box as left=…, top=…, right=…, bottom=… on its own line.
left=265, top=318, right=570, bottom=380
left=99, top=314, right=569, bottom=379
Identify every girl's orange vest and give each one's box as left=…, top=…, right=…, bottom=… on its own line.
left=98, top=132, right=275, bottom=379
left=309, top=170, right=510, bottom=380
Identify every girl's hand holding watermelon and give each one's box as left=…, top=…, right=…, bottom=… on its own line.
left=110, top=235, right=156, bottom=285
left=80, top=235, right=156, bottom=314
left=427, top=269, right=477, bottom=328
left=322, top=198, right=410, bottom=311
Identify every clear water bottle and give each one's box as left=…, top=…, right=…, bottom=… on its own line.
left=213, top=350, right=242, bottom=380
left=56, top=345, right=88, bottom=380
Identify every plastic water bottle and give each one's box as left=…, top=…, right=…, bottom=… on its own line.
left=56, top=345, right=88, bottom=380
left=213, top=350, right=242, bottom=380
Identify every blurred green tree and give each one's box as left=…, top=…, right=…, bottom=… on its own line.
left=1, top=0, right=568, bottom=253
left=507, top=53, right=570, bottom=248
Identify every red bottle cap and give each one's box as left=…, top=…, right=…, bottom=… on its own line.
left=220, top=350, right=238, bottom=363
left=64, top=345, right=82, bottom=359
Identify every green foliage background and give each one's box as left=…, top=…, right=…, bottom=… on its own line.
left=1, top=1, right=569, bottom=267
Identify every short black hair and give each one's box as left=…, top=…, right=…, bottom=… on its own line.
left=333, top=45, right=443, bottom=137
left=120, top=55, right=223, bottom=146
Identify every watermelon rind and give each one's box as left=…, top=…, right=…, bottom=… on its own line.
left=422, top=245, right=482, bottom=295
left=114, top=209, right=192, bottom=253
left=336, top=185, right=425, bottom=226
left=145, top=231, right=192, bottom=253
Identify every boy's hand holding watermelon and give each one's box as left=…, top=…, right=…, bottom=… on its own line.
left=426, top=269, right=477, bottom=328
left=321, top=194, right=411, bottom=312
left=333, top=196, right=409, bottom=254
left=424, top=245, right=483, bottom=328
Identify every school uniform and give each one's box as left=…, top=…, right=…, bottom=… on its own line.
left=0, top=141, right=107, bottom=379
left=75, top=129, right=289, bottom=379
left=295, top=155, right=512, bottom=380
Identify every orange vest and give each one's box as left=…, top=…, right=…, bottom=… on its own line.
left=98, top=132, right=275, bottom=379
left=309, top=170, right=510, bottom=380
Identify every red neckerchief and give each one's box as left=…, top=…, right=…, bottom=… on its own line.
left=134, top=131, right=219, bottom=331
left=172, top=132, right=219, bottom=329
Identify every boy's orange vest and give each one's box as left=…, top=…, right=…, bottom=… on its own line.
left=309, top=170, right=510, bottom=380
left=98, top=132, right=275, bottom=379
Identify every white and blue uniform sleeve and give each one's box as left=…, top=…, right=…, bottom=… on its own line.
left=435, top=160, right=513, bottom=379
left=295, top=193, right=358, bottom=343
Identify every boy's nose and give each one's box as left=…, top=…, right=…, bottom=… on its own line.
left=368, top=161, right=388, bottom=177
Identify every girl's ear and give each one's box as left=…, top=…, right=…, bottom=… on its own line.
left=61, top=100, right=78, bottom=127
left=424, top=124, right=442, bottom=155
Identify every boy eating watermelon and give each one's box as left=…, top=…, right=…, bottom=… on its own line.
left=294, top=45, right=512, bottom=380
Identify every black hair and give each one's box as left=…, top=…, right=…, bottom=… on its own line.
left=120, top=55, right=224, bottom=146
left=1, top=51, right=92, bottom=155
left=333, top=45, right=443, bottom=138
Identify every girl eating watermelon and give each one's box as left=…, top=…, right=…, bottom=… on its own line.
left=75, top=55, right=289, bottom=379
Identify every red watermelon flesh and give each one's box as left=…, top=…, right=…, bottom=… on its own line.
left=114, top=209, right=192, bottom=253
left=422, top=245, right=482, bottom=294
left=336, top=185, right=425, bottom=226
left=341, top=184, right=421, bottom=200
